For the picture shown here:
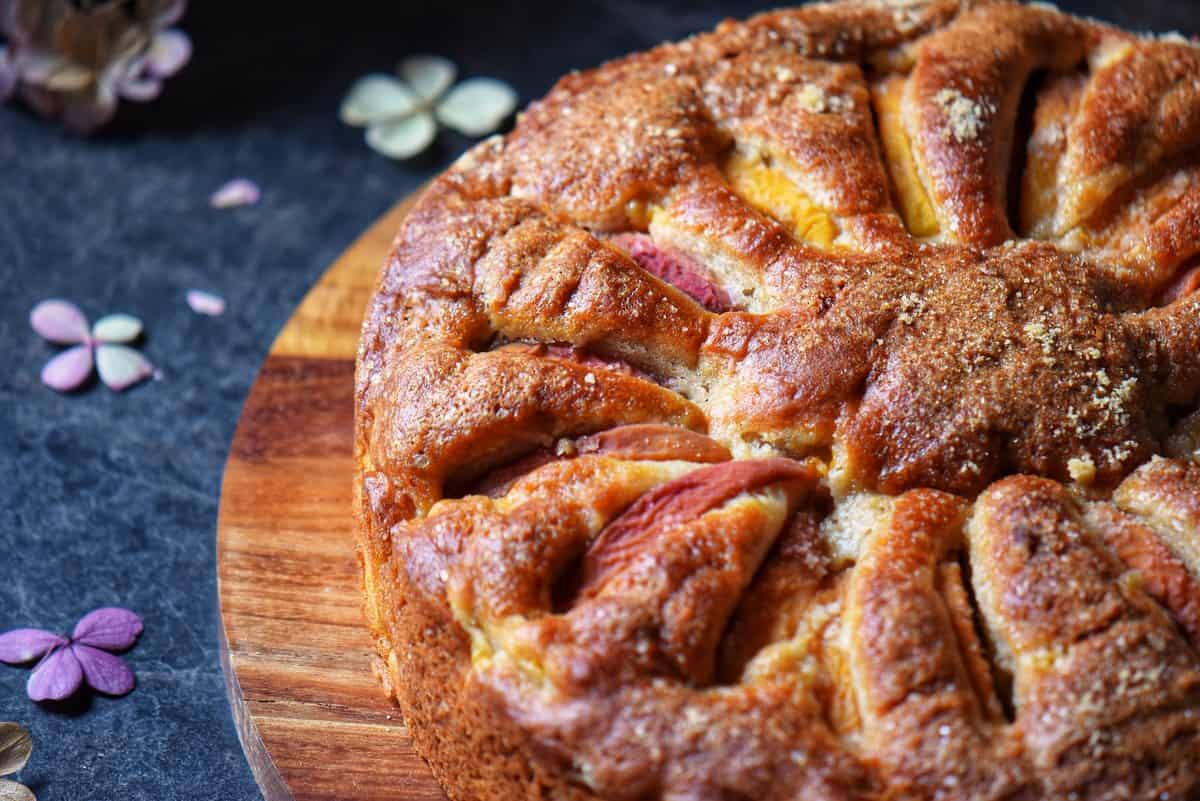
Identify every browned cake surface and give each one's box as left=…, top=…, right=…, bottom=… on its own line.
left=353, top=2, right=1200, bottom=799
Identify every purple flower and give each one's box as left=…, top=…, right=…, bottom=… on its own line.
left=0, top=608, right=143, bottom=702
left=31, top=299, right=155, bottom=392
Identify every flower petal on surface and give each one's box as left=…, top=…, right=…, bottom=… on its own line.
left=30, top=299, right=88, bottom=344
left=145, top=30, right=191, bottom=78
left=210, top=178, right=260, bottom=208
left=400, top=55, right=456, bottom=102
left=185, top=289, right=225, bottom=316
left=0, top=722, right=32, bottom=776
left=435, top=77, right=517, bottom=137
left=72, top=607, right=143, bottom=651
left=340, top=74, right=419, bottom=126
left=0, top=630, right=64, bottom=665
left=26, top=646, right=82, bottom=702
left=95, top=345, right=154, bottom=391
left=0, top=779, right=35, bottom=801
left=0, top=48, right=16, bottom=103
left=91, top=314, right=143, bottom=344
left=366, top=112, right=436, bottom=159
left=41, top=345, right=94, bottom=392
left=72, top=645, right=135, bottom=696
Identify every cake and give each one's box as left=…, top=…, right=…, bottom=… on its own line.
left=353, top=2, right=1200, bottom=798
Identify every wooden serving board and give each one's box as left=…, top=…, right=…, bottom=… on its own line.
left=217, top=192, right=447, bottom=801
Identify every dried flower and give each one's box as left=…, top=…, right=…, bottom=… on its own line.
left=1, top=0, right=192, bottom=134
left=185, top=289, right=225, bottom=316
left=209, top=178, right=259, bottom=209
left=0, top=723, right=35, bottom=801
left=30, top=299, right=154, bottom=392
left=0, top=608, right=143, bottom=702
left=341, top=55, right=517, bottom=159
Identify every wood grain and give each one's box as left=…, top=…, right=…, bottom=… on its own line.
left=217, top=191, right=448, bottom=801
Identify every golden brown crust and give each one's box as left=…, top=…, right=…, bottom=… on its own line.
left=354, top=2, right=1200, bottom=799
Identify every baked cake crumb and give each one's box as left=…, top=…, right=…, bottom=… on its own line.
left=934, top=88, right=993, bottom=143
left=796, top=83, right=853, bottom=114
left=1068, top=455, right=1097, bottom=485
left=897, top=292, right=926, bottom=324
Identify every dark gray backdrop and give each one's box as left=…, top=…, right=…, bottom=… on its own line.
left=0, top=1, right=1194, bottom=799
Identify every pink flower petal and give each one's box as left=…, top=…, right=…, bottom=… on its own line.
left=27, top=645, right=83, bottom=702
left=30, top=299, right=89, bottom=343
left=0, top=629, right=66, bottom=664
left=145, top=30, right=191, bottom=78
left=72, top=644, right=135, bottom=696
left=72, top=607, right=143, bottom=651
left=185, top=289, right=225, bottom=316
left=95, top=344, right=154, bottom=391
left=210, top=178, right=260, bottom=209
left=41, top=344, right=94, bottom=392
left=119, top=72, right=162, bottom=102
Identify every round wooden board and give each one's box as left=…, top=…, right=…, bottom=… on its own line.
left=217, top=191, right=447, bottom=801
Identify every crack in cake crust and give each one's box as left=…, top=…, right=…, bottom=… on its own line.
left=354, top=2, right=1200, bottom=799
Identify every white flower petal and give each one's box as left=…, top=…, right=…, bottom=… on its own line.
left=119, top=72, right=162, bottom=102
left=95, top=344, right=154, bottom=392
left=340, top=74, right=419, bottom=126
left=366, top=112, right=437, bottom=159
left=92, top=313, right=143, bottom=343
left=435, top=78, right=517, bottom=137
left=145, top=30, right=192, bottom=78
left=400, top=55, right=456, bottom=102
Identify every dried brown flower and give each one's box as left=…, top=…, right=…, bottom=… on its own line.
left=0, top=0, right=191, bottom=133
left=0, top=722, right=33, bottom=801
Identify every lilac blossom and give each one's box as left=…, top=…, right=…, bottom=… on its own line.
left=0, top=608, right=143, bottom=702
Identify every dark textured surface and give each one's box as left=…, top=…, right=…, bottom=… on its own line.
left=0, top=2, right=1193, bottom=800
